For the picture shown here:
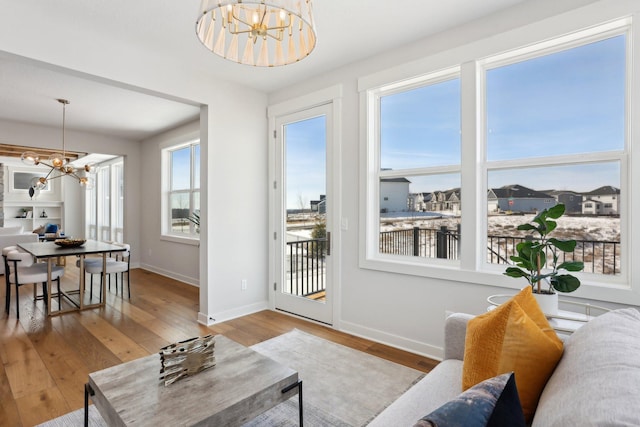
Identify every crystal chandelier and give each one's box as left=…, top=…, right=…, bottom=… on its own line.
left=21, top=99, right=96, bottom=190
left=195, top=0, right=316, bottom=67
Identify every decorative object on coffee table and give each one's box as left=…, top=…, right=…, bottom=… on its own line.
left=159, top=335, right=216, bottom=386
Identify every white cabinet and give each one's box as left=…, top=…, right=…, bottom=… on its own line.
left=2, top=202, right=64, bottom=232
left=1, top=164, right=65, bottom=232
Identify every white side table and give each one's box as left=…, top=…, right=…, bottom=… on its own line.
left=487, top=294, right=610, bottom=334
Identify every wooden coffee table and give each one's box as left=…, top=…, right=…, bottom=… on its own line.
left=84, top=335, right=302, bottom=426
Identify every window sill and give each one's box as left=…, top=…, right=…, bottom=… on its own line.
left=160, top=234, right=200, bottom=246
left=359, top=256, right=639, bottom=307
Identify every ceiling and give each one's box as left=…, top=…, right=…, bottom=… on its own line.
left=0, top=0, right=530, bottom=141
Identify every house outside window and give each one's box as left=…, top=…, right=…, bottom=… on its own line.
left=162, top=140, right=200, bottom=240
left=361, top=18, right=630, bottom=291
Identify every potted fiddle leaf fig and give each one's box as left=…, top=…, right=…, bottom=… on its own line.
left=504, top=203, right=584, bottom=314
left=188, top=210, right=200, bottom=234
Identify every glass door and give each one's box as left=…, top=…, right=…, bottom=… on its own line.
left=274, top=104, right=333, bottom=324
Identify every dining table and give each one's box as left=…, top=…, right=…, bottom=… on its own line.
left=17, top=239, right=126, bottom=316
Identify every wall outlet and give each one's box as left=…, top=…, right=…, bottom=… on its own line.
left=241, top=279, right=247, bottom=291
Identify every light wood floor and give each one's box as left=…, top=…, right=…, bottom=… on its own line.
left=0, top=260, right=438, bottom=427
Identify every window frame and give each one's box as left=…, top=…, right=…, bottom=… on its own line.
left=359, top=15, right=636, bottom=304
left=478, top=26, right=629, bottom=286
left=161, top=139, right=200, bottom=243
left=370, top=66, right=463, bottom=268
left=85, top=157, right=124, bottom=243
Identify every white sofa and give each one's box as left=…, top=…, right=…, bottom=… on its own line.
left=369, top=308, right=640, bottom=426
left=0, top=227, right=38, bottom=275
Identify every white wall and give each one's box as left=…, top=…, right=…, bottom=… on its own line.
left=201, top=99, right=270, bottom=323
left=268, top=0, right=639, bottom=359
left=137, top=103, right=271, bottom=323
left=139, top=120, right=200, bottom=285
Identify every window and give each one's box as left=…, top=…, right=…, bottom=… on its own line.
left=484, top=33, right=625, bottom=277
left=362, top=18, right=630, bottom=292
left=163, top=141, right=200, bottom=239
left=86, top=157, right=124, bottom=243
left=374, top=70, right=461, bottom=261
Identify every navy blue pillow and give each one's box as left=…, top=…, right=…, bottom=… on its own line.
left=414, top=372, right=525, bottom=427
left=44, top=223, right=58, bottom=234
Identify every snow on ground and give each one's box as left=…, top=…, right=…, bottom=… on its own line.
left=287, top=211, right=620, bottom=242
left=379, top=213, right=620, bottom=274
left=381, top=213, right=620, bottom=242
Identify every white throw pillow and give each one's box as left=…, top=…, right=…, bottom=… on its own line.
left=0, top=226, right=24, bottom=235
left=532, top=308, right=640, bottom=426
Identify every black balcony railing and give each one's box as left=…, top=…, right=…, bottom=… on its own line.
left=286, top=238, right=326, bottom=298
left=380, top=226, right=460, bottom=259
left=284, top=228, right=621, bottom=299
left=487, top=234, right=620, bottom=275
left=380, top=227, right=620, bottom=275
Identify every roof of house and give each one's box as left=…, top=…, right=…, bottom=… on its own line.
left=548, top=190, right=582, bottom=197
left=583, top=185, right=620, bottom=196
left=489, top=184, right=553, bottom=199
left=381, top=177, right=411, bottom=183
left=421, top=188, right=460, bottom=201
left=420, top=192, right=433, bottom=202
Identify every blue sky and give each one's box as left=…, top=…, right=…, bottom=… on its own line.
left=286, top=34, right=625, bottom=208
left=171, top=144, right=199, bottom=211
left=171, top=144, right=199, bottom=191
left=286, top=116, right=326, bottom=209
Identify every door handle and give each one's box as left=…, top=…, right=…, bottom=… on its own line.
left=326, top=231, right=331, bottom=256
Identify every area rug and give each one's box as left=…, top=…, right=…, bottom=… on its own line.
left=39, top=329, right=424, bottom=426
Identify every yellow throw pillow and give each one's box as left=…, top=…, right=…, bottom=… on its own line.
left=462, top=287, right=563, bottom=422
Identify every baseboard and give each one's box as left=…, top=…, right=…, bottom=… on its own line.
left=339, top=319, right=444, bottom=361
left=138, top=263, right=199, bottom=287
left=200, top=301, right=269, bottom=325
left=197, top=311, right=215, bottom=326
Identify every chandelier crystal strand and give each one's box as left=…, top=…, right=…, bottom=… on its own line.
left=242, top=37, right=255, bottom=65
left=257, top=38, right=269, bottom=66
left=213, top=23, right=226, bottom=56
left=196, top=0, right=316, bottom=67
left=228, top=34, right=239, bottom=61
left=204, top=17, right=215, bottom=51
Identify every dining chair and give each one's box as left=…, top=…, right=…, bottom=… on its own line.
left=83, top=243, right=131, bottom=301
left=3, top=246, right=64, bottom=318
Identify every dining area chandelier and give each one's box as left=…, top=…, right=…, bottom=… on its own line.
left=21, top=99, right=96, bottom=190
left=195, top=0, right=316, bottom=67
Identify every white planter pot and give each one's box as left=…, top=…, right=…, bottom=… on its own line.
left=532, top=291, right=558, bottom=317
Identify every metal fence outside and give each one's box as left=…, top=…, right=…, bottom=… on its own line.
left=283, top=227, right=621, bottom=299
left=380, top=226, right=620, bottom=275
left=285, top=238, right=326, bottom=297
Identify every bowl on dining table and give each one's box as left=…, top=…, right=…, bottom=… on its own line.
left=54, top=238, right=86, bottom=248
